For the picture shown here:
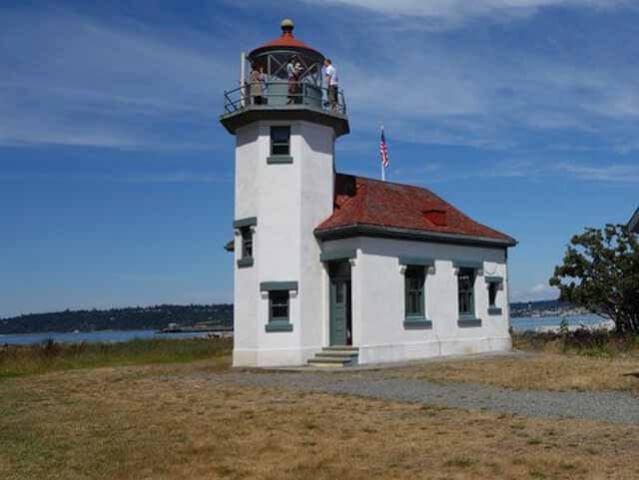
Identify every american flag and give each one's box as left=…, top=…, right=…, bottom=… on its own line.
left=380, top=127, right=389, bottom=168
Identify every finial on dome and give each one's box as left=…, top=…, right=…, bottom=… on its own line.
left=281, top=18, right=294, bottom=35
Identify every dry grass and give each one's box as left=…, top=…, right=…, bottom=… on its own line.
left=2, top=361, right=639, bottom=479
left=389, top=333, right=639, bottom=394
left=392, top=353, right=639, bottom=394
left=0, top=337, right=232, bottom=378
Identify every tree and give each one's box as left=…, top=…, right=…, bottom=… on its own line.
left=549, top=224, right=639, bottom=334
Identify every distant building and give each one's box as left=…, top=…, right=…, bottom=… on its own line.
left=629, top=208, right=639, bottom=234
left=219, top=20, right=517, bottom=368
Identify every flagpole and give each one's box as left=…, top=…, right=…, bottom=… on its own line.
left=381, top=125, right=386, bottom=182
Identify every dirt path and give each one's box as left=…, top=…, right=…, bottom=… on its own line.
left=224, top=371, right=639, bottom=424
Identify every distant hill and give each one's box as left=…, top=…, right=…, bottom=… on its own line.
left=0, top=304, right=233, bottom=334
left=510, top=299, right=577, bottom=318
left=1, top=299, right=573, bottom=334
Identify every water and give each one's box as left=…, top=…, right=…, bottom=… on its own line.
left=0, top=314, right=606, bottom=345
left=0, top=329, right=211, bottom=346
left=511, top=314, right=607, bottom=332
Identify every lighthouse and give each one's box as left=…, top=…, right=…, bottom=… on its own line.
left=221, top=19, right=350, bottom=367
left=221, top=20, right=517, bottom=368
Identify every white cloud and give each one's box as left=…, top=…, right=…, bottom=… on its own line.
left=0, top=8, right=235, bottom=149
left=554, top=161, right=639, bottom=182
left=303, top=0, right=632, bottom=28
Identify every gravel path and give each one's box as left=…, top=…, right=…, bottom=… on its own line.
left=224, top=371, right=639, bottom=424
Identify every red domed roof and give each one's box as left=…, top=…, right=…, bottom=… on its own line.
left=249, top=19, right=322, bottom=58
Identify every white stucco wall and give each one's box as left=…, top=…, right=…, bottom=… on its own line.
left=232, top=121, right=336, bottom=367
left=320, top=237, right=512, bottom=365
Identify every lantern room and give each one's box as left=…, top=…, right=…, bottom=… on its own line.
left=220, top=19, right=349, bottom=137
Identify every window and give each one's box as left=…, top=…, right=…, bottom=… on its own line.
left=486, top=277, right=503, bottom=315
left=405, top=266, right=425, bottom=318
left=241, top=227, right=253, bottom=259
left=488, top=282, right=498, bottom=308
left=269, top=290, right=289, bottom=322
left=270, top=126, right=290, bottom=156
left=457, top=268, right=476, bottom=316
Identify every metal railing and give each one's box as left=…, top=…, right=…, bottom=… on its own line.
left=223, top=81, right=347, bottom=116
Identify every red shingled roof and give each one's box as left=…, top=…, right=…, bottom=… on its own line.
left=251, top=30, right=321, bottom=56
left=315, top=174, right=516, bottom=246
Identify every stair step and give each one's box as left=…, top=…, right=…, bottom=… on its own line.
left=308, top=357, right=351, bottom=364
left=316, top=351, right=359, bottom=358
left=307, top=361, right=348, bottom=368
left=307, top=346, right=359, bottom=368
left=323, top=346, right=359, bottom=352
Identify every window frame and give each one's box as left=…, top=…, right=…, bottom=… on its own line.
left=456, top=267, right=481, bottom=328
left=270, top=126, right=291, bottom=157
left=400, top=260, right=433, bottom=330
left=486, top=276, right=503, bottom=316
left=268, top=290, right=290, bottom=323
left=404, top=266, right=425, bottom=319
left=457, top=267, right=476, bottom=317
left=488, top=282, right=498, bottom=308
left=233, top=217, right=257, bottom=269
left=240, top=226, right=253, bottom=259
left=260, top=282, right=297, bottom=332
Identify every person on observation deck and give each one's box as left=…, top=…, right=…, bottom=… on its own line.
left=286, top=56, right=298, bottom=104
left=249, top=63, right=265, bottom=105
left=324, top=58, right=339, bottom=112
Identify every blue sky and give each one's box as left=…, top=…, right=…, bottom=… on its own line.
left=1, top=0, right=638, bottom=317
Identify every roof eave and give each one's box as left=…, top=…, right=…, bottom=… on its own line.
left=314, top=224, right=518, bottom=249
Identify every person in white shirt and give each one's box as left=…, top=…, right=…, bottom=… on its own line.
left=324, top=58, right=339, bottom=111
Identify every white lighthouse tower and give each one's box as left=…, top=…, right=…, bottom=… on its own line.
left=220, top=20, right=350, bottom=367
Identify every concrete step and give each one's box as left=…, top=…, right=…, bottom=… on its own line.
left=323, top=346, right=359, bottom=352
left=308, top=358, right=353, bottom=368
left=315, top=351, right=359, bottom=359
left=307, top=346, right=359, bottom=368
left=306, top=361, right=348, bottom=368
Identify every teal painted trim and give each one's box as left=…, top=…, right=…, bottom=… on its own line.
left=320, top=249, right=357, bottom=262
left=265, top=320, right=293, bottom=332
left=233, top=217, right=257, bottom=229
left=266, top=155, right=293, bottom=164
left=315, top=224, right=517, bottom=248
left=399, top=256, right=434, bottom=267
left=458, top=317, right=482, bottom=328
left=488, top=307, right=503, bottom=316
left=453, top=260, right=483, bottom=269
left=237, top=257, right=254, bottom=268
left=485, top=276, right=503, bottom=284
left=403, top=317, right=432, bottom=330
left=260, top=281, right=298, bottom=291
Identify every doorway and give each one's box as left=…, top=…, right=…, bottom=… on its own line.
left=329, top=261, right=352, bottom=346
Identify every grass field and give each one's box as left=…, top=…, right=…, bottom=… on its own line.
left=2, top=335, right=639, bottom=479
left=0, top=337, right=232, bottom=378
left=392, top=333, right=639, bottom=394
left=2, top=358, right=639, bottom=480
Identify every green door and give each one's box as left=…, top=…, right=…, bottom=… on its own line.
left=329, top=261, right=352, bottom=346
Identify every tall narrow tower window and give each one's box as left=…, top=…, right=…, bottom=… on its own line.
left=241, top=227, right=253, bottom=258
left=457, top=268, right=476, bottom=317
left=270, top=126, right=291, bottom=156
left=405, top=266, right=425, bottom=319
